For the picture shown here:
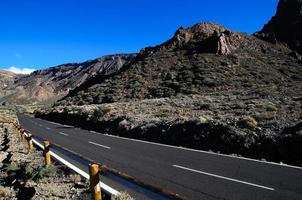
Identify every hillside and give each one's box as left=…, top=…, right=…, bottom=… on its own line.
left=0, top=54, right=135, bottom=104
left=36, top=0, right=302, bottom=165
left=0, top=70, right=19, bottom=90
left=0, top=70, right=22, bottom=105
left=255, top=0, right=302, bottom=54
left=39, top=18, right=302, bottom=165
left=60, top=23, right=302, bottom=106
left=0, top=70, right=18, bottom=78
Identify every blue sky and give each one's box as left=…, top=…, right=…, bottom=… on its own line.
left=0, top=0, right=278, bottom=73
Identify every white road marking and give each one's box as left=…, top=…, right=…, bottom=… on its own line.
left=101, top=134, right=302, bottom=170
left=23, top=115, right=302, bottom=170
left=58, top=132, right=69, bottom=136
left=90, top=130, right=101, bottom=135
left=46, top=127, right=51, bottom=130
left=173, top=164, right=275, bottom=191
left=38, top=118, right=71, bottom=128
left=49, top=121, right=61, bottom=126
left=88, top=141, right=111, bottom=149
left=45, top=120, right=71, bottom=128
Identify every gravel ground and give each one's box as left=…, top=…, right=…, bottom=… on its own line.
left=0, top=108, right=134, bottom=200
left=0, top=110, right=90, bottom=199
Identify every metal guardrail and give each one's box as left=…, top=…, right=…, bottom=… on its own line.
left=4, top=119, right=119, bottom=200
left=28, top=132, right=120, bottom=196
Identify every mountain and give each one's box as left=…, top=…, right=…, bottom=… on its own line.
left=0, top=70, right=22, bottom=105
left=0, top=54, right=135, bottom=104
left=0, top=70, right=18, bottom=78
left=43, top=20, right=302, bottom=165
left=60, top=22, right=302, bottom=106
left=255, top=0, right=302, bottom=54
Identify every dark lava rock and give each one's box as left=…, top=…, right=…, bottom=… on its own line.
left=255, top=0, right=302, bottom=54
left=278, top=122, right=302, bottom=166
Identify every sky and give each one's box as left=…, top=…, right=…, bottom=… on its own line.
left=0, top=0, right=278, bottom=74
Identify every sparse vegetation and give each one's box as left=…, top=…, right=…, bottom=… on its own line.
left=112, top=192, right=135, bottom=200
left=238, top=117, right=258, bottom=130
left=153, top=110, right=171, bottom=118
left=37, top=165, right=58, bottom=179
left=0, top=110, right=91, bottom=199
left=36, top=91, right=302, bottom=166
left=0, top=186, right=12, bottom=198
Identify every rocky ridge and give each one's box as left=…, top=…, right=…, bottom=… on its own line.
left=255, top=0, right=302, bottom=54
left=0, top=54, right=135, bottom=105
left=60, top=22, right=301, bottom=105
left=0, top=71, right=21, bottom=105
left=143, top=23, right=266, bottom=55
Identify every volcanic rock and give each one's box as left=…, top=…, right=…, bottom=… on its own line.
left=255, top=0, right=302, bottom=54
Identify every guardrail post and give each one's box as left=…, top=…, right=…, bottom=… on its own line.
left=89, top=163, right=102, bottom=200
left=27, top=133, right=34, bottom=152
left=19, top=128, right=23, bottom=141
left=21, top=129, right=26, bottom=142
left=43, top=141, right=51, bottom=166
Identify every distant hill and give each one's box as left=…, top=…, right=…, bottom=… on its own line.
left=0, top=70, right=19, bottom=78
left=0, top=54, right=136, bottom=104
left=0, top=70, right=22, bottom=104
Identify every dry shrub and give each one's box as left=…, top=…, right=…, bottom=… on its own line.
left=240, top=117, right=258, bottom=130
left=112, top=191, right=135, bottom=200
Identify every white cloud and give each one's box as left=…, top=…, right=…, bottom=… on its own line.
left=4, top=66, right=35, bottom=74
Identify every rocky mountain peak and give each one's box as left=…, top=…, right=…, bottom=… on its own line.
left=172, top=23, right=228, bottom=44
left=255, top=0, right=302, bottom=53
left=141, top=22, right=267, bottom=56
left=160, top=23, right=234, bottom=55
left=276, top=0, right=302, bottom=18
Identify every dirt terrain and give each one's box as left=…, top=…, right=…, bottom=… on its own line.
left=0, top=108, right=133, bottom=200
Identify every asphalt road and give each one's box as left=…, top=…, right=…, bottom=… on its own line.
left=17, top=113, right=302, bottom=200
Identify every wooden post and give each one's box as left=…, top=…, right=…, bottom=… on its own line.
left=19, top=128, right=23, bottom=141
left=27, top=133, right=34, bottom=152
left=89, top=163, right=102, bottom=200
left=43, top=141, right=51, bottom=166
left=21, top=130, right=26, bottom=142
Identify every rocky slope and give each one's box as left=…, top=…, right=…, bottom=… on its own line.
left=255, top=0, right=302, bottom=54
left=60, top=22, right=302, bottom=106
left=39, top=18, right=302, bottom=165
left=0, top=71, right=22, bottom=105
left=0, top=54, right=135, bottom=105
